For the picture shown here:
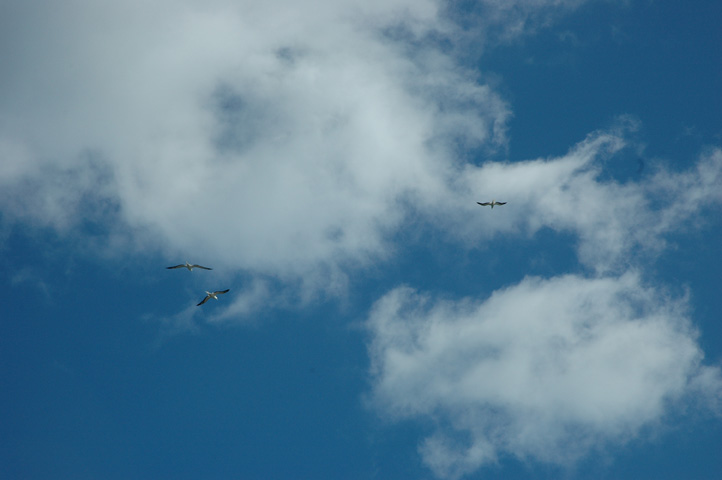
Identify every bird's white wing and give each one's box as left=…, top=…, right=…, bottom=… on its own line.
left=167, top=265, right=184, bottom=269
left=193, top=265, right=213, bottom=270
left=214, top=289, right=230, bottom=295
left=496, top=202, right=507, bottom=205
left=477, top=202, right=491, bottom=206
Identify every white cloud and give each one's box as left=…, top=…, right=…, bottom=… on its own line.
left=3, top=1, right=721, bottom=475
left=361, top=129, right=722, bottom=478
left=0, top=0, right=606, bottom=272
left=427, top=128, right=722, bottom=273
left=2, top=1, right=720, bottom=318
left=367, top=275, right=722, bottom=479
left=1, top=1, right=720, bottom=344
left=0, top=0, right=507, bottom=289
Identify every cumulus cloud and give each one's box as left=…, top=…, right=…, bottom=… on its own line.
left=363, top=133, right=722, bottom=477
left=0, top=0, right=507, bottom=286
left=2, top=1, right=720, bottom=319
left=1, top=1, right=720, bottom=328
left=3, top=0, right=721, bottom=475
left=367, top=275, right=722, bottom=479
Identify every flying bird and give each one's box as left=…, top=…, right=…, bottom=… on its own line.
left=167, top=261, right=212, bottom=271
left=477, top=200, right=507, bottom=209
left=197, top=289, right=230, bottom=306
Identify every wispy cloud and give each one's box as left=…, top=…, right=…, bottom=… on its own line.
left=443, top=0, right=592, bottom=47
left=10, top=266, right=52, bottom=300
left=433, top=129, right=722, bottom=273
left=205, top=278, right=272, bottom=324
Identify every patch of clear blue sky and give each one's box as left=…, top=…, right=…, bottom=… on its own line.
left=0, top=235, right=379, bottom=479
left=482, top=0, right=722, bottom=163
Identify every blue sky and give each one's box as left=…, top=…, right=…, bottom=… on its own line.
left=1, top=1, right=721, bottom=479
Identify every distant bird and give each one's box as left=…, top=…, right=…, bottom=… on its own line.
left=477, top=200, right=507, bottom=209
left=167, top=261, right=212, bottom=271
left=197, top=289, right=230, bottom=306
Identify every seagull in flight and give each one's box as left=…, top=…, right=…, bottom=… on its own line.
left=197, top=289, right=230, bottom=306
left=167, top=261, right=212, bottom=271
left=477, top=200, right=507, bottom=209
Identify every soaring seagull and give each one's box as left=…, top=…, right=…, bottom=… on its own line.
left=197, top=289, right=230, bottom=306
left=167, top=261, right=212, bottom=271
left=477, top=200, right=507, bottom=209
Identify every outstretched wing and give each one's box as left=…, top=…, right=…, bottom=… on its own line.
left=477, top=202, right=491, bottom=206
left=496, top=202, right=507, bottom=205
left=193, top=265, right=213, bottom=270
left=167, top=265, right=184, bottom=269
left=197, top=295, right=211, bottom=306
left=214, top=289, right=230, bottom=295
